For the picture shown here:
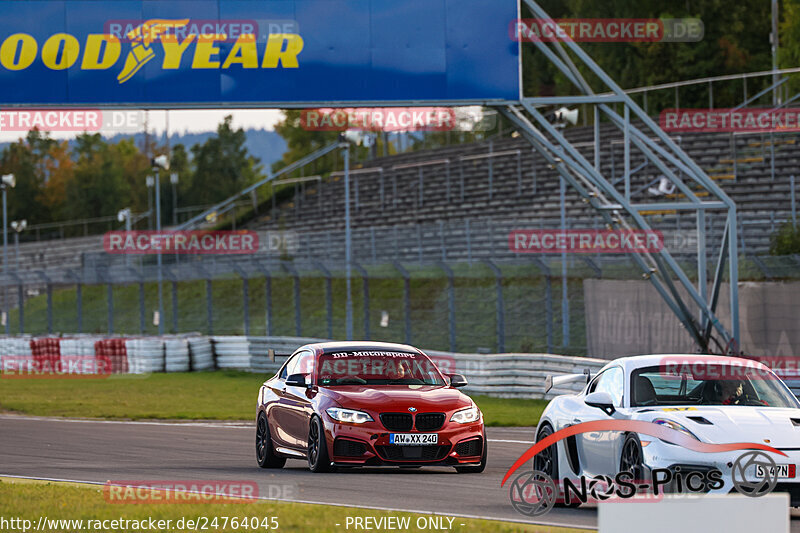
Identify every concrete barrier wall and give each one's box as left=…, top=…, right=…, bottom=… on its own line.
left=584, top=280, right=800, bottom=359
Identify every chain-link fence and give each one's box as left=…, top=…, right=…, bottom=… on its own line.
left=1, top=213, right=799, bottom=355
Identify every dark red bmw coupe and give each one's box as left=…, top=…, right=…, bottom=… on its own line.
left=255, top=341, right=486, bottom=473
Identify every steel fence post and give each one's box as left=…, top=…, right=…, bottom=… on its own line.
left=242, top=276, right=250, bottom=336
left=439, top=262, right=456, bottom=352
left=483, top=259, right=504, bottom=353
left=6, top=271, right=25, bottom=335
left=314, top=260, right=333, bottom=339
left=207, top=278, right=213, bottom=335
left=15, top=277, right=23, bottom=335
left=172, top=280, right=178, bottom=333
left=193, top=263, right=212, bottom=335
left=393, top=261, right=411, bottom=344
left=533, top=258, right=553, bottom=353
left=255, top=259, right=273, bottom=336
left=353, top=262, right=369, bottom=339
left=66, top=269, right=82, bottom=334
left=282, top=262, right=301, bottom=336
left=107, top=281, right=113, bottom=335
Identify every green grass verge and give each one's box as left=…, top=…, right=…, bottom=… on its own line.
left=0, top=479, right=589, bottom=533
left=0, top=370, right=547, bottom=426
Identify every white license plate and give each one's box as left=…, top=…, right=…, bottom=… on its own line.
left=756, top=464, right=795, bottom=479
left=389, top=433, right=438, bottom=445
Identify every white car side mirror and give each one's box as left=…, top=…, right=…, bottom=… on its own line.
left=585, top=391, right=616, bottom=415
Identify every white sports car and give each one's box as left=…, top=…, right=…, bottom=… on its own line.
left=534, top=354, right=800, bottom=505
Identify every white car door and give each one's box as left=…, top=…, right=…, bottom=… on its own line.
left=577, top=366, right=626, bottom=477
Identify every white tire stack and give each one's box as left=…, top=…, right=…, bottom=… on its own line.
left=59, top=337, right=97, bottom=375
left=125, top=338, right=165, bottom=374
left=187, top=336, right=214, bottom=371
left=0, top=337, right=32, bottom=371
left=212, top=336, right=252, bottom=370
left=164, top=338, right=190, bottom=372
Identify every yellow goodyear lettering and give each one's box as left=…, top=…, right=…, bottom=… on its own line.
left=0, top=23, right=304, bottom=82
left=192, top=33, right=226, bottom=68
left=263, top=33, right=303, bottom=68
left=81, top=34, right=121, bottom=69
left=222, top=33, right=258, bottom=69
left=161, top=34, right=195, bottom=69
left=42, top=33, right=80, bottom=70
left=0, top=33, right=38, bottom=70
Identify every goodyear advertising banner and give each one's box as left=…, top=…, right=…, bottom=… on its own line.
left=0, top=0, right=521, bottom=107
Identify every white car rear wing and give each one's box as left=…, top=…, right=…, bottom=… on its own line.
left=544, top=368, right=592, bottom=394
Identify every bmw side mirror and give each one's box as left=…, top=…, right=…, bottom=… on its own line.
left=285, top=373, right=309, bottom=388
left=584, top=391, right=615, bottom=415
left=449, top=374, right=468, bottom=388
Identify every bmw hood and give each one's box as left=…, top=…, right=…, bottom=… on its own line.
left=321, top=385, right=472, bottom=413
left=635, top=407, right=800, bottom=448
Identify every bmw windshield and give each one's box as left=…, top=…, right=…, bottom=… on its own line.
left=316, top=350, right=446, bottom=387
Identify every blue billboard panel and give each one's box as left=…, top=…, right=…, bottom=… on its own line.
left=0, top=0, right=520, bottom=106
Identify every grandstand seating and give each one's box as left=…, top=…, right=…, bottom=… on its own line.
left=248, top=122, right=799, bottom=258
left=7, top=121, right=799, bottom=275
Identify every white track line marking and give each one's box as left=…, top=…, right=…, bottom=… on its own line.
left=0, top=415, right=253, bottom=428
left=0, top=474, right=595, bottom=531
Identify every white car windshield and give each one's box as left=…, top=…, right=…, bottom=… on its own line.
left=631, top=365, right=799, bottom=408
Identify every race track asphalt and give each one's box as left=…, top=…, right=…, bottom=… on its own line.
left=0, top=415, right=598, bottom=530
left=4, top=415, right=800, bottom=532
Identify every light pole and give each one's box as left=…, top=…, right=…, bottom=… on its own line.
left=146, top=175, right=155, bottom=230
left=10, top=219, right=26, bottom=272
left=170, top=173, right=179, bottom=226
left=117, top=209, right=132, bottom=266
left=1, top=174, right=15, bottom=335
left=152, top=155, right=169, bottom=336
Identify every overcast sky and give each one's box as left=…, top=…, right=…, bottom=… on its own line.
left=0, top=109, right=285, bottom=143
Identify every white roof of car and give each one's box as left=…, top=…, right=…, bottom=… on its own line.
left=600, top=353, right=770, bottom=374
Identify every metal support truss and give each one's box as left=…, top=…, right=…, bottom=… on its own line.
left=499, top=0, right=741, bottom=354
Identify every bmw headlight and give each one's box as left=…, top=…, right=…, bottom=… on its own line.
left=326, top=407, right=373, bottom=424
left=652, top=418, right=699, bottom=443
left=450, top=406, right=481, bottom=424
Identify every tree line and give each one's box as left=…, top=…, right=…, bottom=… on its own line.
left=0, top=116, right=261, bottom=230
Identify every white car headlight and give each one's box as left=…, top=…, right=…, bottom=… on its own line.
left=451, top=406, right=480, bottom=424
left=652, top=418, right=700, bottom=443
left=326, top=407, right=373, bottom=424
